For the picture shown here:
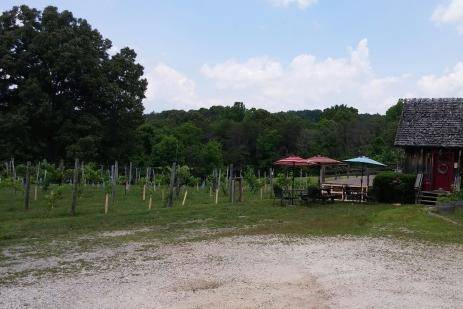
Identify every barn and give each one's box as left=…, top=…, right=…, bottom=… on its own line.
left=395, top=98, right=463, bottom=193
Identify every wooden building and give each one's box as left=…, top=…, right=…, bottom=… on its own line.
left=394, top=98, right=463, bottom=192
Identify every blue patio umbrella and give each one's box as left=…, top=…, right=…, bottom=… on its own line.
left=343, top=156, right=386, bottom=191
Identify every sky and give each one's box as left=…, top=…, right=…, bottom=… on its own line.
left=3, top=0, right=463, bottom=114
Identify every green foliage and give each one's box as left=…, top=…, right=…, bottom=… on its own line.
left=143, top=101, right=402, bottom=174
left=176, top=165, right=196, bottom=187
left=0, top=178, right=23, bottom=192
left=372, top=172, right=416, bottom=203
left=117, top=176, right=127, bottom=185
left=82, top=163, right=102, bottom=184
left=0, top=5, right=146, bottom=162
left=152, top=135, right=179, bottom=167
left=275, top=173, right=291, bottom=189
left=45, top=186, right=65, bottom=208
left=243, top=168, right=263, bottom=193
left=437, top=191, right=463, bottom=203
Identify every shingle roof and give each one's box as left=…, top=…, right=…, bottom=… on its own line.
left=394, top=98, right=463, bottom=148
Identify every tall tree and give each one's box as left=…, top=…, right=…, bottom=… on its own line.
left=0, top=5, right=146, bottom=162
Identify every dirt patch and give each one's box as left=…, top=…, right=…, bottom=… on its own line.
left=1, top=235, right=463, bottom=308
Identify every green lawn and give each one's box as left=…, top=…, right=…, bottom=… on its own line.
left=1, top=184, right=463, bottom=256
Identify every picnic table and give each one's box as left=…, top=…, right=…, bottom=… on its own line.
left=274, top=184, right=369, bottom=206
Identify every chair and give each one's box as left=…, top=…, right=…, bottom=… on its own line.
left=320, top=185, right=335, bottom=203
left=344, top=185, right=362, bottom=202
left=273, top=186, right=292, bottom=206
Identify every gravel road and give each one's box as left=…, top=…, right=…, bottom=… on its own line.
left=1, top=235, right=463, bottom=308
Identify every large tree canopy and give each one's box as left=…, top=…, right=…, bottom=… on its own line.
left=0, top=5, right=147, bottom=163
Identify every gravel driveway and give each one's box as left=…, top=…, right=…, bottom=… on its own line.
left=1, top=235, right=463, bottom=308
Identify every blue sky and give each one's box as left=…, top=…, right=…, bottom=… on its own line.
left=3, top=0, right=463, bottom=114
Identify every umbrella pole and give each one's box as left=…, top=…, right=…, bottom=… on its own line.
left=292, top=163, right=295, bottom=205
left=360, top=165, right=364, bottom=202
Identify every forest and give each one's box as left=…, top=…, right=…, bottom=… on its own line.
left=0, top=5, right=403, bottom=176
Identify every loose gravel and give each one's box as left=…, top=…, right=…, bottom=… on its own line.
left=1, top=235, right=463, bottom=308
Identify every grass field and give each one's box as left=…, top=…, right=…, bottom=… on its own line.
left=2, top=184, right=463, bottom=305
left=1, top=184, right=463, bottom=256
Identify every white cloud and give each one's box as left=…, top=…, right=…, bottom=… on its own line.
left=269, top=0, right=318, bottom=9
left=144, top=63, right=200, bottom=112
left=201, top=57, right=282, bottom=88
left=199, top=39, right=409, bottom=113
left=417, top=62, right=463, bottom=96
left=432, top=0, right=463, bottom=33
left=143, top=40, right=463, bottom=114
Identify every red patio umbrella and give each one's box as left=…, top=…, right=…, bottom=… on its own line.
left=306, top=155, right=342, bottom=185
left=306, top=155, right=342, bottom=166
left=274, top=156, right=311, bottom=167
left=274, top=156, right=314, bottom=204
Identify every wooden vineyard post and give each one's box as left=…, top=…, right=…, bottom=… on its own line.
left=167, top=162, right=176, bottom=208
left=110, top=165, right=114, bottom=199
left=238, top=178, right=243, bottom=203
left=260, top=187, right=263, bottom=200
left=71, top=159, right=79, bottom=216
left=111, top=163, right=116, bottom=201
left=11, top=157, right=16, bottom=195
left=104, top=193, right=109, bottom=214
left=143, top=184, right=146, bottom=201
left=34, top=163, right=40, bottom=201
left=128, top=162, right=133, bottom=191
left=216, top=169, right=221, bottom=205
left=269, top=168, right=273, bottom=196
left=11, top=157, right=16, bottom=180
left=148, top=195, right=152, bottom=209
left=229, top=164, right=234, bottom=203
left=24, top=161, right=31, bottom=210
left=263, top=171, right=267, bottom=193
left=153, top=172, right=156, bottom=191
left=50, top=190, right=54, bottom=208
left=182, top=190, right=188, bottom=206
left=81, top=162, right=86, bottom=186
left=4, top=161, right=9, bottom=178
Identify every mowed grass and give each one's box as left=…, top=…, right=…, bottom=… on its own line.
left=1, top=184, right=463, bottom=253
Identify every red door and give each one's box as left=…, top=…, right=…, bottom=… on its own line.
left=433, top=151, right=454, bottom=191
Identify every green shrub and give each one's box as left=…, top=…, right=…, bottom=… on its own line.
left=243, top=167, right=262, bottom=194
left=372, top=172, right=416, bottom=203
left=437, top=191, right=463, bottom=203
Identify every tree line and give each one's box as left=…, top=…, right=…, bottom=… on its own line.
left=0, top=5, right=403, bottom=177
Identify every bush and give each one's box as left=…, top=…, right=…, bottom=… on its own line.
left=437, top=191, right=463, bottom=203
left=372, top=172, right=416, bottom=204
left=243, top=167, right=262, bottom=194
